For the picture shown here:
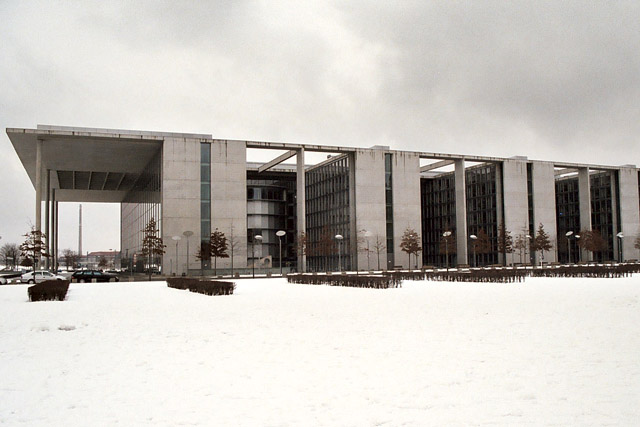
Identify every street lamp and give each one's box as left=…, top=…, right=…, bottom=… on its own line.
left=276, top=230, right=285, bottom=276
left=183, top=231, right=193, bottom=276
left=335, top=234, right=344, bottom=272
left=252, top=235, right=262, bottom=277
left=575, top=234, right=581, bottom=263
left=364, top=230, right=372, bottom=271
left=469, top=234, right=477, bottom=267
left=565, top=231, right=573, bottom=264
left=443, top=231, right=452, bottom=269
left=616, top=232, right=624, bottom=263
left=172, top=236, right=181, bottom=276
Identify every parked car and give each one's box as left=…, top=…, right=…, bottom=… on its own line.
left=0, top=276, right=7, bottom=285
left=72, top=270, right=119, bottom=283
left=20, top=270, right=67, bottom=284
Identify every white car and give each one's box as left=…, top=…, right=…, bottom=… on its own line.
left=0, top=276, right=7, bottom=285
left=20, top=270, right=66, bottom=284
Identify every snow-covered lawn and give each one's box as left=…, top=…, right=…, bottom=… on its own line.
left=1, top=276, right=639, bottom=426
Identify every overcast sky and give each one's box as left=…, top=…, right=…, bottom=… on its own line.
left=1, top=1, right=639, bottom=254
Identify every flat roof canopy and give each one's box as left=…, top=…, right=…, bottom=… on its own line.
left=7, top=126, right=166, bottom=202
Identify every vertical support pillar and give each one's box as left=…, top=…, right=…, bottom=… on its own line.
left=35, top=139, right=43, bottom=269
left=495, top=163, right=505, bottom=265
left=348, top=152, right=357, bottom=270
left=578, top=167, right=592, bottom=261
left=45, top=170, right=50, bottom=269
left=296, top=147, right=306, bottom=272
left=618, top=167, right=640, bottom=261
left=611, top=171, right=619, bottom=262
left=454, top=159, right=468, bottom=265
left=54, top=194, right=59, bottom=270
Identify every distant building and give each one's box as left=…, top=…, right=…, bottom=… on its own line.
left=7, top=125, right=640, bottom=273
left=81, top=251, right=120, bottom=270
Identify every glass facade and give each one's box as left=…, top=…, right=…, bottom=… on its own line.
left=590, top=172, right=614, bottom=261
left=384, top=153, right=394, bottom=268
left=200, top=143, right=211, bottom=269
left=247, top=171, right=297, bottom=270
left=305, top=155, right=351, bottom=271
left=555, top=177, right=580, bottom=263
left=421, top=164, right=499, bottom=267
left=121, top=150, right=162, bottom=272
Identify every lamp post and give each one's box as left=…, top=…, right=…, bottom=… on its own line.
left=252, top=235, right=262, bottom=277
left=616, top=232, right=624, bottom=263
left=172, top=236, right=181, bottom=276
left=335, top=234, right=344, bottom=272
left=276, top=230, right=285, bottom=276
left=364, top=230, right=372, bottom=271
left=469, top=234, right=477, bottom=267
left=575, top=234, right=581, bottom=263
left=565, top=231, right=573, bottom=264
left=182, top=231, right=193, bottom=276
left=443, top=231, right=452, bottom=270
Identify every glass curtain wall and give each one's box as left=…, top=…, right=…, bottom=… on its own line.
left=305, top=155, right=351, bottom=272
left=121, top=150, right=162, bottom=272
left=200, top=143, right=211, bottom=270
left=555, top=177, right=580, bottom=263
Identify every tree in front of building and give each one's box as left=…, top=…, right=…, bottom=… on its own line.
left=62, top=249, right=80, bottom=270
left=19, top=227, right=49, bottom=270
left=470, top=229, right=492, bottom=267
left=497, top=222, right=514, bottom=266
left=400, top=227, right=422, bottom=269
left=439, top=230, right=456, bottom=268
left=311, top=226, right=338, bottom=271
left=294, top=231, right=308, bottom=272
left=140, top=218, right=166, bottom=280
left=531, top=223, right=552, bottom=266
left=209, top=228, right=229, bottom=276
left=0, top=243, right=21, bottom=269
left=228, top=224, right=241, bottom=277
left=371, top=235, right=386, bottom=270
left=577, top=229, right=608, bottom=261
left=98, top=256, right=108, bottom=269
left=635, top=235, right=640, bottom=259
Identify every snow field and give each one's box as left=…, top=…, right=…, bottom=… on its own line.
left=1, top=276, right=639, bottom=426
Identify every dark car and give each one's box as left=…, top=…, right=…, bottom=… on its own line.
left=72, top=270, right=119, bottom=283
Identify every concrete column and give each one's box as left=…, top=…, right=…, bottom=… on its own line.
left=54, top=196, right=59, bottom=270
left=391, top=152, right=422, bottom=269
left=348, top=152, right=358, bottom=270
left=578, top=167, right=592, bottom=261
left=618, top=167, right=640, bottom=261
left=45, top=170, right=50, bottom=269
left=611, top=171, right=619, bottom=262
left=531, top=162, right=558, bottom=263
left=454, top=159, right=468, bottom=265
left=34, top=139, right=43, bottom=269
left=501, top=159, right=529, bottom=265
left=296, top=147, right=306, bottom=272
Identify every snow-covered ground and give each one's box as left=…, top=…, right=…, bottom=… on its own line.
left=1, top=276, right=639, bottom=426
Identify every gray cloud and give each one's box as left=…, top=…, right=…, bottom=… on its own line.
left=1, top=1, right=639, bottom=250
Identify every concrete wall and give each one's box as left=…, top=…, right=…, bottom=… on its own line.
left=531, top=162, right=558, bottom=263
left=392, top=152, right=422, bottom=269
left=161, top=137, right=201, bottom=275
left=210, top=139, right=248, bottom=270
left=352, top=149, right=387, bottom=270
left=618, top=168, right=640, bottom=260
left=501, top=159, right=530, bottom=257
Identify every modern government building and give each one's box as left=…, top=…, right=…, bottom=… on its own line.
left=7, top=125, right=640, bottom=274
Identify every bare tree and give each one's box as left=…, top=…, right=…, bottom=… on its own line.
left=228, top=224, right=242, bottom=276
left=62, top=249, right=80, bottom=270
left=497, top=222, right=514, bottom=266
left=577, top=229, right=608, bottom=261
left=98, top=256, right=108, bottom=269
left=635, top=235, right=640, bottom=259
left=20, top=227, right=49, bottom=270
left=400, top=227, right=422, bottom=269
left=371, top=235, right=386, bottom=270
left=294, top=231, right=308, bottom=272
left=140, top=218, right=166, bottom=280
left=0, top=243, right=20, bottom=269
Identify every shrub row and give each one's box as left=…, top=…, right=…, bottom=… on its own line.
left=384, top=270, right=527, bottom=283
left=166, top=277, right=235, bottom=296
left=529, top=264, right=640, bottom=278
left=287, top=274, right=401, bottom=289
left=28, top=280, right=70, bottom=302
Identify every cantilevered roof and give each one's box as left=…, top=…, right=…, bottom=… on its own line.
left=6, top=125, right=175, bottom=202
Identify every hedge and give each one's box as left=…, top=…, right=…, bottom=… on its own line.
left=167, top=277, right=235, bottom=296
left=287, top=274, right=401, bottom=289
left=28, top=280, right=70, bottom=302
